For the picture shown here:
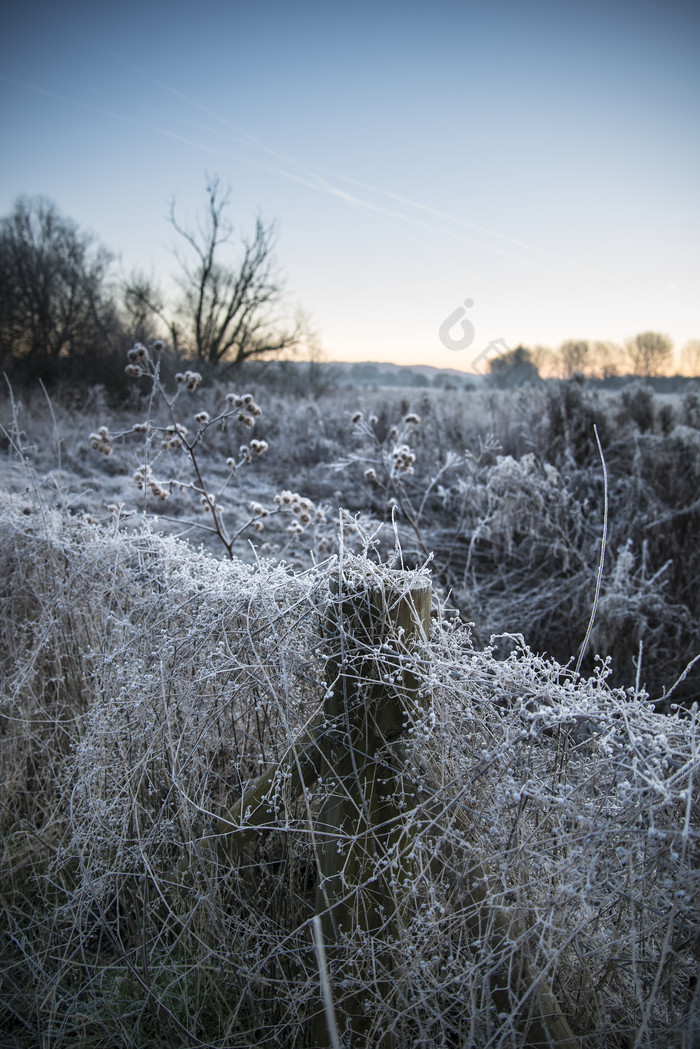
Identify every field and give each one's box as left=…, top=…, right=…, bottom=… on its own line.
left=0, top=366, right=699, bottom=1047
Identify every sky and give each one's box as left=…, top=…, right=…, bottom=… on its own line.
left=1, top=0, right=699, bottom=373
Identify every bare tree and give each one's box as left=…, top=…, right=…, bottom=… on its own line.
left=590, top=340, right=623, bottom=380
left=0, top=196, right=116, bottom=362
left=170, top=177, right=305, bottom=366
left=625, top=331, right=673, bottom=377
left=530, top=344, right=556, bottom=378
left=558, top=339, right=590, bottom=378
left=680, top=339, right=700, bottom=377
left=121, top=271, right=182, bottom=351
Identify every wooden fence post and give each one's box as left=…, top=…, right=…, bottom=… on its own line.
left=311, top=564, right=431, bottom=1048
left=214, top=559, right=579, bottom=1048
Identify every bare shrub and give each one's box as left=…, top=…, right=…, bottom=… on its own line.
left=0, top=494, right=698, bottom=1047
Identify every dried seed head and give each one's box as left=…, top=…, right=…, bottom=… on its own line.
left=177, top=370, right=202, bottom=391
left=241, top=394, right=262, bottom=416
left=89, top=426, right=112, bottom=455
left=391, top=443, right=416, bottom=473
left=133, top=465, right=153, bottom=489
left=149, top=481, right=169, bottom=501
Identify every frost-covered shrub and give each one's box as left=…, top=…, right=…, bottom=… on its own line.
left=3, top=375, right=699, bottom=707
left=545, top=378, right=611, bottom=464
left=681, top=385, right=700, bottom=429
left=620, top=381, right=656, bottom=433
left=0, top=495, right=698, bottom=1047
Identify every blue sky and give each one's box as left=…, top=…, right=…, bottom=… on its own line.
left=1, top=0, right=698, bottom=371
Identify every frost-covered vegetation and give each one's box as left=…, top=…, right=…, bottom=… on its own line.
left=3, top=364, right=699, bottom=705
left=1, top=366, right=699, bottom=1047
left=0, top=489, right=698, bottom=1047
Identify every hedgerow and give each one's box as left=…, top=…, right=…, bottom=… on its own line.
left=0, top=492, right=698, bottom=1047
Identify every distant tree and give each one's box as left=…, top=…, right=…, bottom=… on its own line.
left=558, top=339, right=590, bottom=378
left=352, top=363, right=381, bottom=384
left=431, top=373, right=455, bottom=390
left=403, top=369, right=427, bottom=387
left=530, top=344, right=556, bottom=378
left=625, top=331, right=673, bottom=378
left=0, top=196, right=117, bottom=362
left=591, top=340, right=623, bottom=380
left=488, top=345, right=539, bottom=388
left=121, top=271, right=173, bottom=349
left=680, top=339, right=700, bottom=377
left=301, top=334, right=337, bottom=396
left=170, top=177, right=305, bottom=366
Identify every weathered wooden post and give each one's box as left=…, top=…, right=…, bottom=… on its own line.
left=216, top=711, right=327, bottom=861
left=214, top=555, right=579, bottom=1048
left=311, top=561, right=431, bottom=1048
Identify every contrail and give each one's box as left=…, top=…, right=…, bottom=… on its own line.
left=1, top=12, right=565, bottom=269
left=0, top=74, right=540, bottom=265
left=3, top=55, right=698, bottom=321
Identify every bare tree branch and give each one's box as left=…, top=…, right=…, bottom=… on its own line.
left=170, top=177, right=306, bottom=365
left=0, top=196, right=116, bottom=362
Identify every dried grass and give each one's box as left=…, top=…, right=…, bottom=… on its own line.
left=0, top=490, right=698, bottom=1047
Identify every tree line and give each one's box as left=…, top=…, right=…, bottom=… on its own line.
left=489, top=333, right=700, bottom=387
left=0, top=178, right=308, bottom=386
